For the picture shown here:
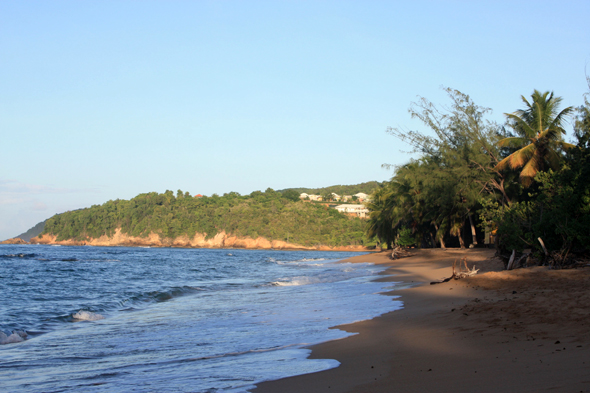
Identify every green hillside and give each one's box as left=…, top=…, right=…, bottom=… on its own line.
left=42, top=188, right=370, bottom=247
left=16, top=220, right=46, bottom=241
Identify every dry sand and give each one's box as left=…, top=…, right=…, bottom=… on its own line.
left=251, top=248, right=590, bottom=393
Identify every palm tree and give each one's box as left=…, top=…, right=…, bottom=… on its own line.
left=496, top=90, right=574, bottom=187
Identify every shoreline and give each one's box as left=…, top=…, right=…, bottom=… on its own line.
left=3, top=241, right=374, bottom=253
left=26, top=230, right=373, bottom=252
left=251, top=248, right=590, bottom=393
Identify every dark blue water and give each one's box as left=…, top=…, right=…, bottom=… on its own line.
left=0, top=244, right=401, bottom=392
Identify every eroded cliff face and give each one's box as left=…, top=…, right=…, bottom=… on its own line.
left=30, top=228, right=370, bottom=252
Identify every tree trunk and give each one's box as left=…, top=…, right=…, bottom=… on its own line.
left=468, top=213, right=478, bottom=246
left=430, top=232, right=436, bottom=248
left=433, top=223, right=446, bottom=249
left=458, top=231, right=466, bottom=248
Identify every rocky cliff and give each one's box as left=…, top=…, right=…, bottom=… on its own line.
left=30, top=228, right=370, bottom=252
left=0, top=237, right=28, bottom=245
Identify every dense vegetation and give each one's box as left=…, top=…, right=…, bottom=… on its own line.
left=367, top=82, right=590, bottom=266
left=42, top=188, right=369, bottom=247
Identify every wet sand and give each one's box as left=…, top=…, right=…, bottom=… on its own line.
left=251, top=248, right=590, bottom=393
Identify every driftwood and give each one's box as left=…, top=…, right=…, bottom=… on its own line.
left=514, top=253, right=529, bottom=269
left=506, top=250, right=517, bottom=270
left=391, top=246, right=412, bottom=260
left=506, top=250, right=533, bottom=270
left=538, top=237, right=549, bottom=257
left=430, top=257, right=479, bottom=285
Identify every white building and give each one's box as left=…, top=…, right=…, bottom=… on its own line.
left=335, top=204, right=369, bottom=218
left=353, top=192, right=370, bottom=202
left=300, top=193, right=322, bottom=201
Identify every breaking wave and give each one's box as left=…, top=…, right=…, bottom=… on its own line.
left=270, top=276, right=321, bottom=286
left=72, top=311, right=105, bottom=321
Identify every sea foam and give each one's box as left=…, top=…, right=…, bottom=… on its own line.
left=72, top=310, right=105, bottom=321
left=0, top=330, right=27, bottom=345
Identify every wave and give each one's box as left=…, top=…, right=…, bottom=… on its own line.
left=0, top=330, right=27, bottom=345
left=72, top=310, right=105, bottom=321
left=119, top=285, right=205, bottom=307
left=270, top=276, right=320, bottom=286
left=272, top=257, right=327, bottom=267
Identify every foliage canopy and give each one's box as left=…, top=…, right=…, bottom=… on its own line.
left=368, top=84, right=589, bottom=265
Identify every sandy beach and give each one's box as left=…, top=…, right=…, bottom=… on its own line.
left=252, top=248, right=590, bottom=393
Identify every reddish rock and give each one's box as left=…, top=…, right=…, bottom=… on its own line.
left=30, top=229, right=372, bottom=252
left=0, top=237, right=28, bottom=245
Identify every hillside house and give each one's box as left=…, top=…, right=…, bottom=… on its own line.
left=300, top=193, right=322, bottom=201
left=353, top=193, right=370, bottom=202
left=335, top=204, right=369, bottom=218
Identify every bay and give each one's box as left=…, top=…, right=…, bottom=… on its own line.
left=0, top=244, right=401, bottom=392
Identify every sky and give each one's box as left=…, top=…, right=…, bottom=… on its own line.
left=1, top=0, right=589, bottom=240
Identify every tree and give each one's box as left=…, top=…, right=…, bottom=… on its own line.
left=396, top=227, right=416, bottom=247
left=321, top=192, right=333, bottom=202
left=375, top=88, right=505, bottom=248
left=282, top=189, right=301, bottom=202
left=496, top=90, right=574, bottom=187
left=366, top=185, right=395, bottom=249
left=479, top=82, right=590, bottom=260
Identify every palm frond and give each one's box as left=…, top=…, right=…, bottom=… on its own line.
left=519, top=157, right=540, bottom=187
left=537, top=126, right=562, bottom=142
left=508, top=143, right=535, bottom=169
left=495, top=155, right=512, bottom=171
left=505, top=113, right=536, bottom=138
left=559, top=141, right=576, bottom=150
left=550, top=106, right=575, bottom=130
left=497, top=136, right=528, bottom=148
left=545, top=149, right=562, bottom=171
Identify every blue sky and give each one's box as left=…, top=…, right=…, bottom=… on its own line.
left=1, top=0, right=589, bottom=239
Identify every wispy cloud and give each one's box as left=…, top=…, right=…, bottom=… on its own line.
left=0, top=180, right=100, bottom=206
left=0, top=196, right=26, bottom=206
left=32, top=202, right=48, bottom=211
left=0, top=179, right=100, bottom=195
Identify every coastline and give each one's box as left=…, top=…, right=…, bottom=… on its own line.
left=251, top=248, right=590, bottom=393
left=26, top=230, right=372, bottom=252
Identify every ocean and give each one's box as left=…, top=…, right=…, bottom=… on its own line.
left=0, top=244, right=402, bottom=392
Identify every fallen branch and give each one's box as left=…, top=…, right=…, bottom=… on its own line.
left=431, top=257, right=479, bottom=284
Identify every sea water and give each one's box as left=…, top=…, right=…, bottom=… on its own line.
left=0, top=244, right=402, bottom=392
